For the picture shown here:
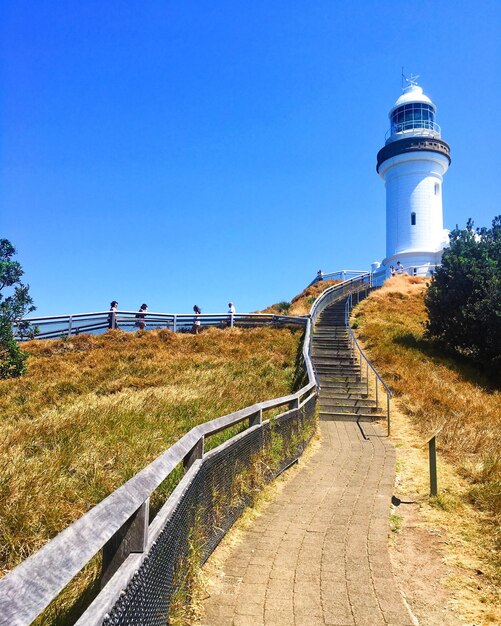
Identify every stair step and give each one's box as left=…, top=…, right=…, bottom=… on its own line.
left=318, top=404, right=380, bottom=415
left=319, top=413, right=377, bottom=422
left=319, top=398, right=377, bottom=408
left=314, top=362, right=358, bottom=368
left=312, top=348, right=353, bottom=353
left=319, top=383, right=367, bottom=391
left=316, top=368, right=360, bottom=374
left=312, top=354, right=354, bottom=360
left=318, top=377, right=362, bottom=384
left=317, top=368, right=361, bottom=374
left=320, top=391, right=369, bottom=400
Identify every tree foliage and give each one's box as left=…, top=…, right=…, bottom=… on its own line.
left=0, top=239, right=35, bottom=378
left=425, top=216, right=501, bottom=370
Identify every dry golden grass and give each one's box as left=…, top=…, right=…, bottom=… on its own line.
left=354, top=275, right=501, bottom=582
left=260, top=279, right=340, bottom=316
left=0, top=326, right=302, bottom=578
left=388, top=402, right=501, bottom=624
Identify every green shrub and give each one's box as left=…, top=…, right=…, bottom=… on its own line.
left=425, top=216, right=500, bottom=372
left=275, top=301, right=291, bottom=315
left=0, top=239, right=35, bottom=379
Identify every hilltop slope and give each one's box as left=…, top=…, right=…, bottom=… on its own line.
left=0, top=326, right=303, bottom=577
left=353, top=275, right=500, bottom=622
left=260, top=279, right=340, bottom=315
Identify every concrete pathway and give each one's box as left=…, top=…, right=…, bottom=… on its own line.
left=201, top=420, right=413, bottom=625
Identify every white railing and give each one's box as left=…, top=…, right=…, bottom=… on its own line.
left=371, top=263, right=441, bottom=287
left=385, top=120, right=441, bottom=141
left=310, top=273, right=371, bottom=325
left=344, top=293, right=392, bottom=435
left=308, top=269, right=368, bottom=287
left=309, top=273, right=393, bottom=433
left=13, top=311, right=307, bottom=341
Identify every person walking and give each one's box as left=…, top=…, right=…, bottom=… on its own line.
left=192, top=305, right=202, bottom=334
left=108, top=301, right=119, bottom=329
left=227, top=302, right=236, bottom=327
left=134, top=304, right=148, bottom=330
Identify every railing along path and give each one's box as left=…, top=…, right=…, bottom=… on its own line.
left=344, top=291, right=393, bottom=434
left=13, top=310, right=304, bottom=341
left=1, top=273, right=393, bottom=625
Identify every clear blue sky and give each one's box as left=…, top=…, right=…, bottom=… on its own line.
left=1, top=1, right=500, bottom=316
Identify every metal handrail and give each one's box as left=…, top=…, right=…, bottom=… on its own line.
left=399, top=263, right=441, bottom=276
left=13, top=311, right=308, bottom=341
left=344, top=292, right=393, bottom=435
left=371, top=263, right=441, bottom=287
left=307, top=269, right=367, bottom=286
left=309, top=272, right=372, bottom=324
left=385, top=120, right=441, bottom=140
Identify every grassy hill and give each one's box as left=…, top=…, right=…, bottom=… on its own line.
left=260, top=278, right=340, bottom=315
left=353, top=275, right=500, bottom=617
left=0, top=326, right=304, bottom=578
left=353, top=275, right=500, bottom=517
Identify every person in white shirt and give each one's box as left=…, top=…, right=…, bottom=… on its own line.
left=227, top=302, right=236, bottom=328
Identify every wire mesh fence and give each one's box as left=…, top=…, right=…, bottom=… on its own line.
left=100, top=394, right=316, bottom=625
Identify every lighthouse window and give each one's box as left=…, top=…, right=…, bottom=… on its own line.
left=391, top=103, right=436, bottom=134
left=434, top=183, right=440, bottom=195
left=411, top=212, right=416, bottom=226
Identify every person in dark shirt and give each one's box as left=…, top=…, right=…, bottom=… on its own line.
left=135, top=303, right=148, bottom=330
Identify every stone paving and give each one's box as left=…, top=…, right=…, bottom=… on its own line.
left=201, top=420, right=414, bottom=625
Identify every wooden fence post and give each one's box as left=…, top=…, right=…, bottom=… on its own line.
left=429, top=436, right=438, bottom=496
left=249, top=409, right=262, bottom=427
left=101, top=499, right=149, bottom=588
left=183, top=436, right=204, bottom=471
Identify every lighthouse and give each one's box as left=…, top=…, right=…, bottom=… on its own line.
left=376, top=76, right=451, bottom=276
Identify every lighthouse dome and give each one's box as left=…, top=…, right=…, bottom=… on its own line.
left=386, top=82, right=440, bottom=143
left=390, top=84, right=434, bottom=112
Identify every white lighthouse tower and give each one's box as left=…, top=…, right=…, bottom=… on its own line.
left=376, top=76, right=451, bottom=276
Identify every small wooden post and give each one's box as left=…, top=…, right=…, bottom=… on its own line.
left=101, top=499, right=149, bottom=588
left=429, top=436, right=438, bottom=496
left=387, top=395, right=391, bottom=436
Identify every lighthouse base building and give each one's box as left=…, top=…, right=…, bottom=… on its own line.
left=372, top=79, right=451, bottom=282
